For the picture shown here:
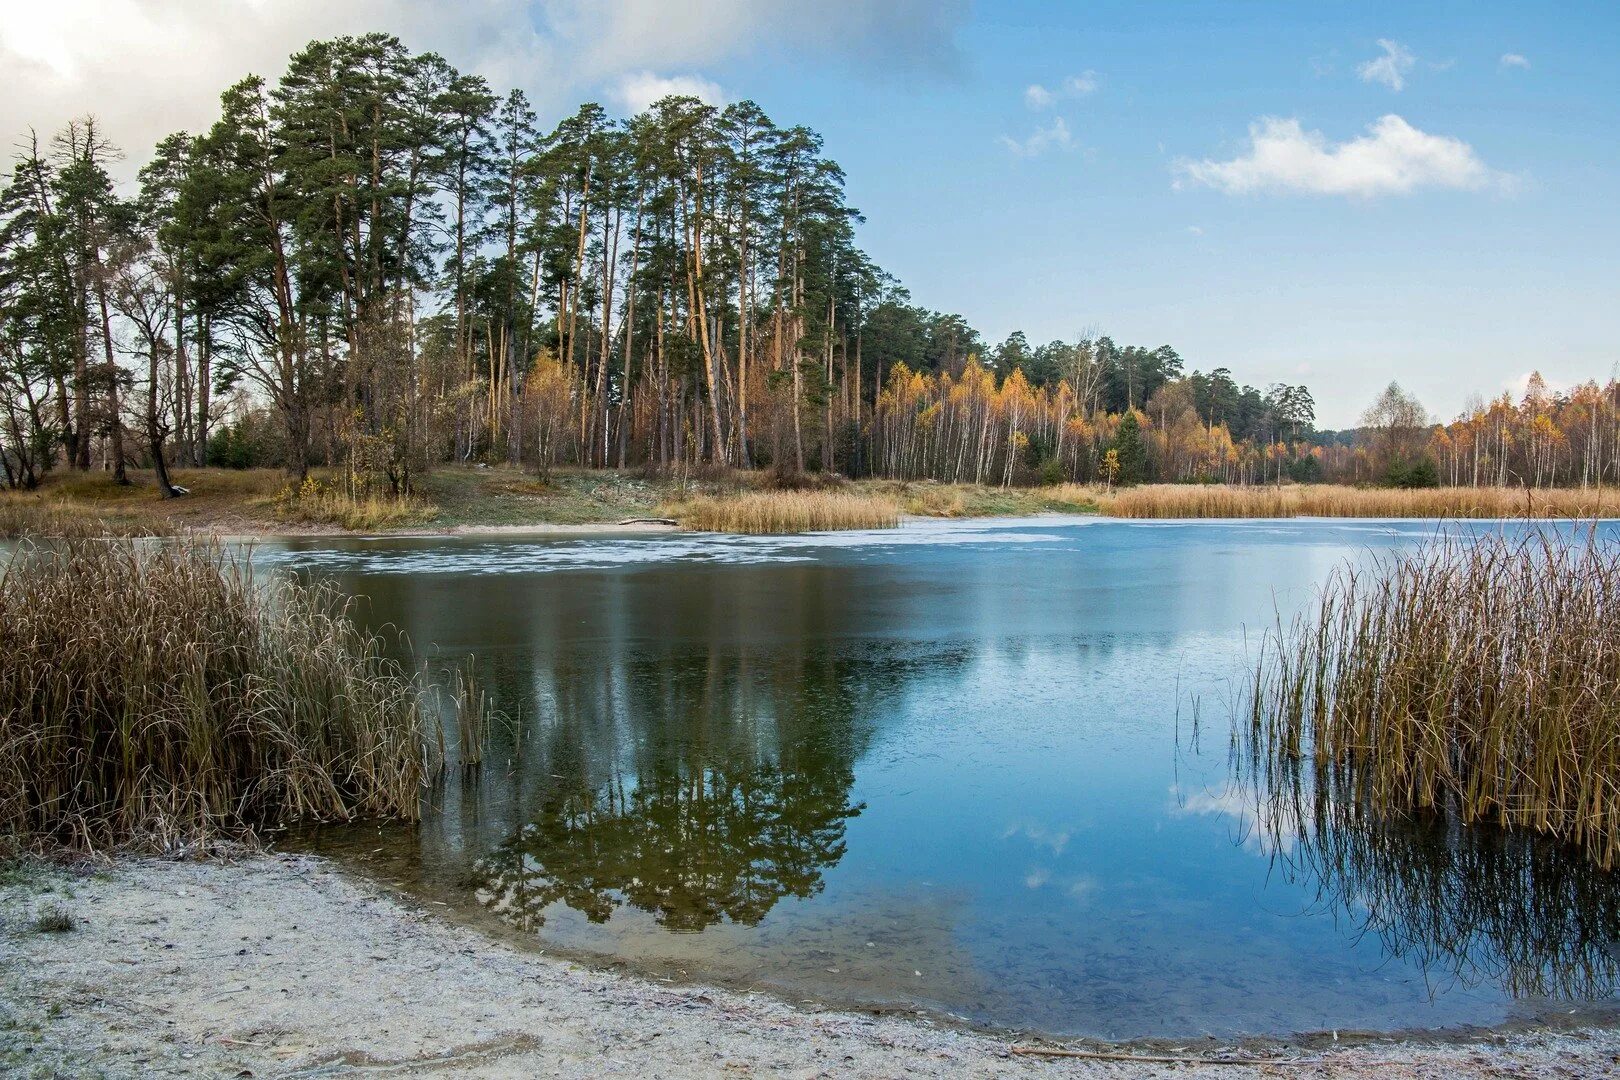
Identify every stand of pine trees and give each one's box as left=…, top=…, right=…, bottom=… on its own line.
left=6, top=35, right=1614, bottom=494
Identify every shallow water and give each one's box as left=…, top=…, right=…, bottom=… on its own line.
left=264, top=517, right=1620, bottom=1039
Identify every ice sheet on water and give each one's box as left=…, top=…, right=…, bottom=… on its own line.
left=252, top=515, right=1082, bottom=576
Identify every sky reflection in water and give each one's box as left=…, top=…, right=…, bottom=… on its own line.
left=274, top=517, right=1620, bottom=1038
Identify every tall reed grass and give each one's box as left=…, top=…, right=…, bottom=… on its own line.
left=1104, top=483, right=1620, bottom=519
left=664, top=490, right=900, bottom=534
left=0, top=539, right=438, bottom=852
left=1250, top=528, right=1620, bottom=867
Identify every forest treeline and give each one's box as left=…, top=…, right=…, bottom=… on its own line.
left=0, top=32, right=1309, bottom=493
left=2, top=33, right=1616, bottom=495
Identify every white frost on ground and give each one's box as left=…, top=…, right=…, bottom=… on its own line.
left=3, top=854, right=1618, bottom=1078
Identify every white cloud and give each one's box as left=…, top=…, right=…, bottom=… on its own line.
left=0, top=0, right=969, bottom=178
left=1023, top=83, right=1055, bottom=109
left=1356, top=38, right=1416, bottom=91
left=1500, top=52, right=1531, bottom=70
left=1023, top=70, right=1099, bottom=109
left=612, top=72, right=725, bottom=113
left=1062, top=71, right=1099, bottom=96
left=998, top=116, right=1073, bottom=158
left=1176, top=114, right=1509, bottom=198
left=1186, top=225, right=1204, bottom=236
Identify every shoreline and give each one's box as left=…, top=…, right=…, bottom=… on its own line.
left=9, top=467, right=1620, bottom=543
left=208, top=518, right=689, bottom=542
left=22, top=511, right=1620, bottom=547
left=4, top=855, right=1618, bottom=1078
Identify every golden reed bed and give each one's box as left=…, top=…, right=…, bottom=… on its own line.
left=1249, top=530, right=1620, bottom=868
left=1101, top=484, right=1620, bottom=519
left=664, top=490, right=901, bottom=534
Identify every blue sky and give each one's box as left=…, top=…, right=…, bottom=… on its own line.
left=693, top=1, right=1619, bottom=426
left=4, top=1, right=1615, bottom=426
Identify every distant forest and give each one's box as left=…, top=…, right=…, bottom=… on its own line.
left=2, top=33, right=1617, bottom=493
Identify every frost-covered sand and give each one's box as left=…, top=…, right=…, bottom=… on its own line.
left=3, top=855, right=1617, bottom=1078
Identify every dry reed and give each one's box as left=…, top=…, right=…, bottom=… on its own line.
left=268, top=478, right=438, bottom=531
left=0, top=539, right=438, bottom=852
left=1249, top=528, right=1620, bottom=867
left=664, top=490, right=900, bottom=534
left=1104, top=484, right=1620, bottom=520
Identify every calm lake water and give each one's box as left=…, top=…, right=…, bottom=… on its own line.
left=262, top=517, right=1620, bottom=1039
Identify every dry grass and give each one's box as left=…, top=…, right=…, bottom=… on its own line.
left=0, top=496, right=154, bottom=539
left=1102, top=484, right=1620, bottom=519
left=0, top=469, right=294, bottom=538
left=663, top=490, right=900, bottom=534
left=1249, top=529, right=1620, bottom=868
left=1040, top=483, right=1102, bottom=510
left=265, top=477, right=438, bottom=532
left=0, top=539, right=439, bottom=853
left=864, top=480, right=1099, bottom=518
left=896, top=485, right=967, bottom=517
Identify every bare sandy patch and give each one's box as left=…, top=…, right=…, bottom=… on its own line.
left=3, top=855, right=1617, bottom=1078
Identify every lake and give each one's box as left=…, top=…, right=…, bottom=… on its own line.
left=260, top=517, right=1620, bottom=1039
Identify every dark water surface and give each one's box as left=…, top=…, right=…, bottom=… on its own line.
left=259, top=517, right=1620, bottom=1039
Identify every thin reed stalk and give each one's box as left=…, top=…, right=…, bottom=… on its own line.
left=0, top=538, right=439, bottom=852
left=1250, top=528, right=1620, bottom=867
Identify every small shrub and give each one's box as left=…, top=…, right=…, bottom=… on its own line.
left=758, top=466, right=849, bottom=492
left=1383, top=457, right=1440, bottom=489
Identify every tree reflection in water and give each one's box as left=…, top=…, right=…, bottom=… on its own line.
left=466, top=642, right=960, bottom=934
left=1239, top=756, right=1620, bottom=1002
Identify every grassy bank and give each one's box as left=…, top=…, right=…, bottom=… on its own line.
left=0, top=539, right=436, bottom=853
left=1101, top=483, right=1620, bottom=519
left=1249, top=530, right=1620, bottom=868
left=879, top=480, right=1100, bottom=518
left=0, top=468, right=292, bottom=538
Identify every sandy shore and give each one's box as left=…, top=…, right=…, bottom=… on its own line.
left=3, top=855, right=1617, bottom=1078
